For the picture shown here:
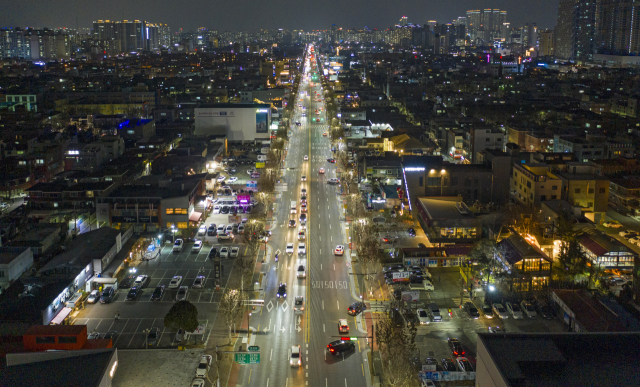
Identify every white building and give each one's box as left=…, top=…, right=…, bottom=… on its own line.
left=194, top=103, right=272, bottom=141
left=0, top=247, right=34, bottom=291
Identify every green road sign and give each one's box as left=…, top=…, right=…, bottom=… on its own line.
left=248, top=346, right=260, bottom=352
left=235, top=353, right=260, bottom=364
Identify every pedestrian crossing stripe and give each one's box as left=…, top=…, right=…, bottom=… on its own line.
left=452, top=296, right=471, bottom=307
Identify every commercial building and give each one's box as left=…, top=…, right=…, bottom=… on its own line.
left=579, top=228, right=637, bottom=268
left=415, top=197, right=480, bottom=246
left=511, top=163, right=563, bottom=208
left=497, top=232, right=552, bottom=292
left=476, top=333, right=640, bottom=387
left=194, top=103, right=272, bottom=141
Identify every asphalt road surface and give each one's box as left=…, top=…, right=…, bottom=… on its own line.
left=234, top=49, right=369, bottom=387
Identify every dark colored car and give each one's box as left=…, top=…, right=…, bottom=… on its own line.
left=407, top=228, right=416, bottom=237
left=277, top=283, right=287, bottom=298
left=207, top=224, right=217, bottom=236
left=221, top=206, right=230, bottom=214
left=147, top=327, right=160, bottom=346
left=126, top=286, right=142, bottom=301
left=209, top=248, right=219, bottom=259
left=327, top=340, right=355, bottom=355
left=447, top=338, right=465, bottom=357
left=441, top=358, right=457, bottom=372
left=410, top=275, right=425, bottom=284
left=100, top=287, right=116, bottom=303
left=150, top=285, right=165, bottom=301
left=103, top=331, right=118, bottom=341
left=348, top=302, right=366, bottom=316
left=464, top=302, right=480, bottom=319
left=536, top=301, right=555, bottom=319
left=327, top=158, right=336, bottom=163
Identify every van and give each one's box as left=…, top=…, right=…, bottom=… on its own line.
left=257, top=155, right=267, bottom=162
left=290, top=201, right=297, bottom=214
left=409, top=280, right=434, bottom=291
left=428, top=302, right=442, bottom=322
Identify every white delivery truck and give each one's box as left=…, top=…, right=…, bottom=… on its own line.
left=290, top=201, right=297, bottom=214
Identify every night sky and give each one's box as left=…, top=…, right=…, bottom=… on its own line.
left=3, top=0, right=560, bottom=32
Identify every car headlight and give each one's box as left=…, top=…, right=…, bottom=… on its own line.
left=284, top=293, right=286, bottom=297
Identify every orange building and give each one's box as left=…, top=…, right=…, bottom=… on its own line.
left=23, top=325, right=112, bottom=352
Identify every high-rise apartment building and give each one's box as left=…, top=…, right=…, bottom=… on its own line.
left=465, top=9, right=507, bottom=42
left=399, top=16, right=408, bottom=26
left=92, top=20, right=167, bottom=53
left=595, top=0, right=640, bottom=56
left=1, top=28, right=31, bottom=58
left=555, top=0, right=597, bottom=62
left=1, top=28, right=70, bottom=60
left=538, top=29, right=555, bottom=56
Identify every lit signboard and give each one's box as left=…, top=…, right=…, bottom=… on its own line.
left=404, top=168, right=425, bottom=172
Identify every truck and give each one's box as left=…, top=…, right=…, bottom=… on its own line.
left=290, top=201, right=297, bottom=214
left=409, top=280, right=435, bottom=291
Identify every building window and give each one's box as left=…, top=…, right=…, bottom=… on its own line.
left=427, top=177, right=440, bottom=187
left=551, top=195, right=557, bottom=199
left=552, top=185, right=558, bottom=190
left=526, top=181, right=531, bottom=188
left=599, top=188, right=605, bottom=194
left=176, top=208, right=188, bottom=215
left=86, top=191, right=94, bottom=198
left=451, top=177, right=458, bottom=186
left=588, top=202, right=593, bottom=208
left=588, top=188, right=594, bottom=194
left=177, top=222, right=188, bottom=229
left=575, top=188, right=581, bottom=194
left=166, top=208, right=174, bottom=214
left=0, top=270, right=4, bottom=277
left=419, top=177, right=423, bottom=187
left=58, top=336, right=77, bottom=343
left=35, top=336, right=56, bottom=344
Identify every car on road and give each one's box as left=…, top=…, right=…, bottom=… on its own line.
left=145, top=327, right=160, bottom=346
left=298, top=243, right=306, bottom=254
left=301, top=188, right=307, bottom=195
left=193, top=276, right=205, bottom=288
left=323, top=132, right=328, bottom=137
left=301, top=204, right=307, bottom=212
left=277, top=283, right=287, bottom=298
left=338, top=319, right=349, bottom=333
left=290, top=345, right=302, bottom=367
left=198, top=225, right=207, bottom=235
left=151, top=286, right=165, bottom=301
left=172, top=239, right=184, bottom=252
left=327, top=158, right=336, bottom=163
left=492, top=303, right=509, bottom=319
left=192, top=240, right=203, bottom=253
left=294, top=296, right=305, bottom=315
left=448, top=338, right=465, bottom=357
left=334, top=245, right=344, bottom=255
left=196, top=355, right=212, bottom=377
left=87, top=290, right=100, bottom=304
left=506, top=302, right=524, bottom=319
left=463, top=302, right=480, bottom=319
left=297, top=265, right=306, bottom=278
left=289, top=219, right=297, bottom=227
left=482, top=304, right=494, bottom=318
left=169, top=276, right=183, bottom=289
left=298, top=230, right=306, bottom=240
left=348, top=302, right=366, bottom=316
left=301, top=175, right=307, bottom=181
left=417, top=309, right=430, bottom=324
left=327, top=178, right=339, bottom=184
left=327, top=340, right=355, bottom=355
left=456, top=357, right=474, bottom=372
left=521, top=300, right=537, bottom=318
left=230, top=247, right=239, bottom=258
left=176, top=286, right=188, bottom=301
left=304, top=155, right=308, bottom=161
left=319, top=168, right=325, bottom=174
left=220, top=247, right=229, bottom=258
left=286, top=243, right=295, bottom=254
left=99, top=287, right=116, bottom=303
left=126, top=286, right=142, bottom=301
left=488, top=326, right=506, bottom=333
left=228, top=177, right=238, bottom=183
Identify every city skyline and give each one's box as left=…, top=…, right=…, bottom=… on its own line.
left=2, top=0, right=560, bottom=32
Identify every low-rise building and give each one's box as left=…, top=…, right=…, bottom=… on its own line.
left=511, top=163, right=563, bottom=209
left=579, top=228, right=637, bottom=268
left=497, top=232, right=552, bottom=292
left=415, top=197, right=480, bottom=246
left=0, top=247, right=34, bottom=291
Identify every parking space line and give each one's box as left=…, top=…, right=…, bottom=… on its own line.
left=127, top=319, right=143, bottom=347
left=113, top=319, right=129, bottom=347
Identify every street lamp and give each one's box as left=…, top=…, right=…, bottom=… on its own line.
left=171, top=225, right=177, bottom=244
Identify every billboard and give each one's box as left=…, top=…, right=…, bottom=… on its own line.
left=256, top=110, right=268, bottom=133
left=255, top=162, right=266, bottom=169
left=401, top=291, right=420, bottom=302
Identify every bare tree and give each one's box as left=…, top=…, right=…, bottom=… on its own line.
left=219, top=289, right=245, bottom=342
left=375, top=303, right=419, bottom=387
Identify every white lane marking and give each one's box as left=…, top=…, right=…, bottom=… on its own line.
left=321, top=264, right=322, bottom=270
left=267, top=378, right=270, bottom=387
left=331, top=236, right=332, bottom=242
left=270, top=349, right=273, bottom=361
left=329, top=224, right=331, bottom=229
left=319, top=236, right=321, bottom=241
left=323, top=324, right=325, bottom=332
left=322, top=300, right=324, bottom=309
left=337, top=300, right=340, bottom=310
left=334, top=264, right=335, bottom=271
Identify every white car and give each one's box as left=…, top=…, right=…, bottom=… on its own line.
left=417, top=309, right=430, bottom=324
left=213, top=205, right=221, bottom=214
left=230, top=246, right=239, bottom=258
left=286, top=243, right=295, bottom=254
left=290, top=345, right=301, bottom=367
left=520, top=300, right=537, bottom=318
left=319, top=168, right=325, bottom=174
left=335, top=245, right=344, bottom=255
left=217, top=175, right=226, bottom=182
left=603, top=221, right=622, bottom=228
left=176, top=286, right=188, bottom=301
left=198, top=225, right=207, bottom=235
left=192, top=240, right=203, bottom=253
left=193, top=276, right=205, bottom=288
left=297, top=265, right=306, bottom=278
left=247, top=169, right=256, bottom=175
left=619, top=230, right=633, bottom=237
left=228, top=177, right=238, bottom=183
left=87, top=289, right=100, bottom=304
left=195, top=355, right=212, bottom=377
left=225, top=225, right=233, bottom=233
left=220, top=247, right=229, bottom=258
left=172, top=239, right=184, bottom=252
left=217, top=224, right=226, bottom=233
left=168, top=276, right=183, bottom=289
left=492, top=303, right=509, bottom=319
left=238, top=224, right=245, bottom=234
left=303, top=155, right=309, bottom=161
left=133, top=275, right=149, bottom=288
left=298, top=230, right=305, bottom=240
left=505, top=302, right=524, bottom=319
left=294, top=296, right=305, bottom=315
left=327, top=178, right=339, bottom=184
left=301, top=175, right=307, bottom=181
left=191, top=379, right=205, bottom=387
left=298, top=243, right=306, bottom=255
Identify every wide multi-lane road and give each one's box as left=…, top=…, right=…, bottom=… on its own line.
left=234, top=50, right=369, bottom=387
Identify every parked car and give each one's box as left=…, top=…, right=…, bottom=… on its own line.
left=192, top=240, right=203, bottom=253
left=207, top=224, right=217, bottom=236
left=521, top=300, right=537, bottom=318
left=441, top=358, right=457, bottom=372
left=176, top=286, right=188, bottom=301
left=169, top=276, right=183, bottom=288
left=172, top=239, right=184, bottom=252
left=87, top=290, right=101, bottom=304
left=99, top=287, right=115, bottom=303
left=456, top=357, right=474, bottom=372
left=447, top=338, right=465, bottom=357
left=463, top=302, right=480, bottom=319
left=482, top=304, right=494, bottom=318
left=230, top=247, right=239, bottom=258
left=492, top=303, right=509, bottom=319
left=133, top=275, right=149, bottom=288
left=146, top=327, right=159, bottom=345
left=220, top=247, right=229, bottom=258
left=505, top=302, right=524, bottom=319
left=193, top=276, right=205, bottom=288
left=126, top=286, right=142, bottom=301
left=196, top=355, right=212, bottom=377
left=198, top=225, right=207, bottom=235
left=417, top=309, right=430, bottom=324
left=150, top=286, right=165, bottom=301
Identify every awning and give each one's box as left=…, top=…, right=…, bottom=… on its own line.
left=50, top=307, right=72, bottom=325
left=189, top=211, right=202, bottom=222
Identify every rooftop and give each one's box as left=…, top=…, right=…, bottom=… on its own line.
left=418, top=197, right=476, bottom=221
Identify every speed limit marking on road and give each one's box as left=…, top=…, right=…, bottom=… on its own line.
left=345, top=262, right=350, bottom=267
